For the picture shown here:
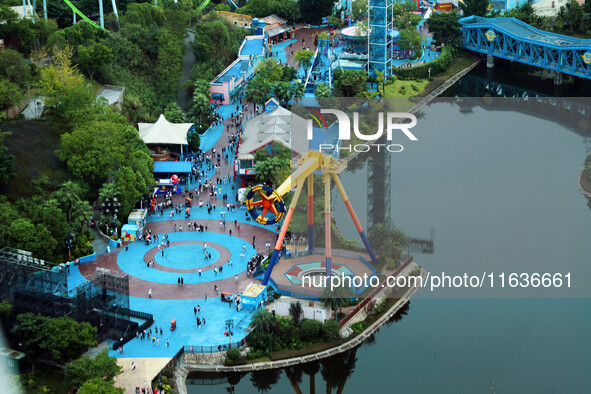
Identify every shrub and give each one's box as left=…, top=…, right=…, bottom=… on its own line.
left=247, top=349, right=267, bottom=359
left=411, top=85, right=419, bottom=92
left=226, top=348, right=240, bottom=363
left=323, top=320, right=340, bottom=341
left=394, top=46, right=453, bottom=79
left=300, top=319, right=323, bottom=341
left=351, top=321, right=365, bottom=334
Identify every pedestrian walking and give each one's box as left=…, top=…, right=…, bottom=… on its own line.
left=194, top=306, right=197, bottom=315
left=148, top=288, right=152, bottom=298
left=132, top=361, right=136, bottom=372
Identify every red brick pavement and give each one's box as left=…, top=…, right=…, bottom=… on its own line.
left=80, top=220, right=276, bottom=300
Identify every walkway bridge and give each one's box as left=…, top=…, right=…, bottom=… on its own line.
left=460, top=16, right=591, bottom=80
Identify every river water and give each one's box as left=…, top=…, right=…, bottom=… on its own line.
left=186, top=64, right=591, bottom=393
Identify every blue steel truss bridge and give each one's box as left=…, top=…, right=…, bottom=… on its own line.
left=460, top=16, right=591, bottom=80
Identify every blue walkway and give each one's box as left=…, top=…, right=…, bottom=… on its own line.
left=112, top=296, right=252, bottom=358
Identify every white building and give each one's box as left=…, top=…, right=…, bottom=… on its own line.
left=273, top=296, right=332, bottom=323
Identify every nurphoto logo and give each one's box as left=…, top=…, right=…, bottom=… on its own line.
left=307, top=109, right=418, bottom=153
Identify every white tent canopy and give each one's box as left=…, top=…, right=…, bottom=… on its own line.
left=237, top=106, right=308, bottom=158
left=138, top=114, right=192, bottom=146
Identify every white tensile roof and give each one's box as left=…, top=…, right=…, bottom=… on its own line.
left=237, top=106, right=308, bottom=158
left=138, top=114, right=192, bottom=145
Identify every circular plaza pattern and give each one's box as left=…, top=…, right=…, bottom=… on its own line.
left=116, top=232, right=256, bottom=285
left=153, top=243, right=222, bottom=269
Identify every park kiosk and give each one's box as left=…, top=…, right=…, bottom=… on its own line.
left=241, top=283, right=267, bottom=309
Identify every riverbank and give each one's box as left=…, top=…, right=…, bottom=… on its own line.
left=577, top=168, right=591, bottom=199
left=173, top=263, right=425, bottom=393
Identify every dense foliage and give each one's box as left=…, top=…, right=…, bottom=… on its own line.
left=368, top=223, right=410, bottom=267
left=253, top=143, right=291, bottom=186
left=191, top=12, right=247, bottom=83
left=12, top=313, right=97, bottom=367
left=65, top=349, right=123, bottom=390
left=248, top=307, right=342, bottom=356
left=427, top=10, right=462, bottom=51
left=393, top=46, right=453, bottom=79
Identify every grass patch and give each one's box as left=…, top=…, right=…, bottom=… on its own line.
left=269, top=339, right=347, bottom=361
left=384, top=79, right=430, bottom=98
left=246, top=356, right=271, bottom=364
left=432, top=51, right=477, bottom=81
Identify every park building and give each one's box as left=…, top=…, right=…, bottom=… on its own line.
left=234, top=99, right=307, bottom=187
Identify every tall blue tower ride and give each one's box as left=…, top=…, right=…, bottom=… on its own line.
left=368, top=0, right=394, bottom=77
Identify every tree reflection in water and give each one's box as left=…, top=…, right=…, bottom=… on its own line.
left=188, top=306, right=416, bottom=394
left=250, top=368, right=282, bottom=392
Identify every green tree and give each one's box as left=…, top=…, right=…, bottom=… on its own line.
left=0, top=49, right=32, bottom=109
left=65, top=349, right=123, bottom=390
left=368, top=223, right=409, bottom=266
left=274, top=0, right=301, bottom=24
left=2, top=219, right=57, bottom=261
left=397, top=27, right=424, bottom=61
left=190, top=90, right=211, bottom=125
left=351, top=0, right=368, bottom=20
left=272, top=81, right=294, bottom=106
left=12, top=313, right=50, bottom=372
left=321, top=285, right=353, bottom=320
left=291, top=81, right=305, bottom=105
left=188, top=132, right=201, bottom=152
left=250, top=308, right=276, bottom=333
left=55, top=181, right=85, bottom=224
left=254, top=155, right=291, bottom=185
left=76, top=41, right=114, bottom=80
left=281, top=65, right=298, bottom=82
left=78, top=378, right=124, bottom=394
left=0, top=301, right=13, bottom=324
left=299, top=0, right=334, bottom=25
left=392, top=1, right=422, bottom=29
left=315, top=83, right=332, bottom=98
left=214, top=3, right=231, bottom=11
left=57, top=118, right=128, bottom=185
left=32, top=198, right=69, bottom=242
left=0, top=132, right=15, bottom=184
left=245, top=76, right=271, bottom=107
left=300, top=319, right=322, bottom=341
left=288, top=301, right=303, bottom=326
left=294, top=49, right=314, bottom=76
left=428, top=10, right=462, bottom=50
left=333, top=69, right=368, bottom=97
left=558, top=0, right=584, bottom=33
left=40, top=46, right=95, bottom=123
left=459, top=0, right=491, bottom=17
left=41, top=316, right=97, bottom=363
left=155, top=28, right=184, bottom=101
left=257, top=58, right=285, bottom=82
left=164, top=102, right=186, bottom=123
left=322, top=319, right=340, bottom=340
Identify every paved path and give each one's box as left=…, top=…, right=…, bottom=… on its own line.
left=114, top=357, right=170, bottom=394
left=177, top=30, right=196, bottom=110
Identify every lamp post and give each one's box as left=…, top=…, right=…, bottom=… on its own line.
left=225, top=319, right=234, bottom=349
left=101, top=196, right=121, bottom=239
left=428, top=67, right=432, bottom=79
